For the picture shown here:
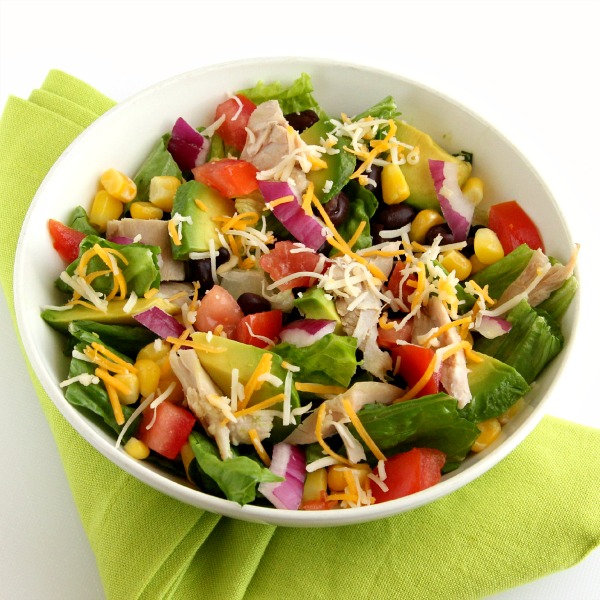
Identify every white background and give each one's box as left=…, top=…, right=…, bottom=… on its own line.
left=1, top=1, right=599, bottom=598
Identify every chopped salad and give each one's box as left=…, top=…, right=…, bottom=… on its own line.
left=43, top=74, right=578, bottom=509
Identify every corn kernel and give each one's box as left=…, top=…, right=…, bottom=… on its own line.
left=123, top=437, right=150, bottom=460
left=474, top=228, right=505, bottom=265
left=410, top=209, right=445, bottom=244
left=461, top=177, right=484, bottom=206
left=130, top=201, right=164, bottom=220
left=113, top=371, right=140, bottom=405
left=100, top=168, right=137, bottom=202
left=441, top=249, right=472, bottom=281
left=302, top=469, right=328, bottom=503
left=134, top=358, right=161, bottom=398
left=149, top=175, right=181, bottom=212
left=137, top=340, right=172, bottom=365
left=471, top=418, right=502, bottom=453
left=89, top=190, right=123, bottom=233
left=327, top=464, right=371, bottom=492
left=469, top=253, right=487, bottom=274
left=498, top=397, right=525, bottom=425
left=381, top=163, right=410, bottom=205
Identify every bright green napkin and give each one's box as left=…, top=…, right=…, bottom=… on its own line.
left=1, top=70, right=599, bottom=600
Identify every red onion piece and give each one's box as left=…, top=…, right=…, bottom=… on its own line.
left=258, top=443, right=306, bottom=510
left=258, top=180, right=327, bottom=250
left=475, top=315, right=512, bottom=339
left=429, top=159, right=474, bottom=242
left=279, top=319, right=337, bottom=348
left=132, top=306, right=186, bottom=339
left=167, top=117, right=209, bottom=172
left=107, top=236, right=134, bottom=245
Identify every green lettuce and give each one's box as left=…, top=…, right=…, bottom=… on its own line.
left=188, top=431, right=282, bottom=505
left=271, top=333, right=359, bottom=388
left=353, top=95, right=399, bottom=121
left=67, top=321, right=156, bottom=358
left=336, top=180, right=378, bottom=252
left=68, top=206, right=97, bottom=235
left=536, top=275, right=578, bottom=321
left=237, top=72, right=322, bottom=116
left=57, top=235, right=161, bottom=298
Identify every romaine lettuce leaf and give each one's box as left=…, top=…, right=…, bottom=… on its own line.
left=353, top=95, right=399, bottom=121
left=336, top=180, right=378, bottom=252
left=68, top=206, right=97, bottom=235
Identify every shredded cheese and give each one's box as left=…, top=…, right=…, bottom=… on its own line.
left=295, top=383, right=347, bottom=395
left=233, top=393, right=285, bottom=418
left=248, top=428, right=271, bottom=466
left=239, top=353, right=273, bottom=410
left=315, top=403, right=353, bottom=467
left=341, top=398, right=386, bottom=461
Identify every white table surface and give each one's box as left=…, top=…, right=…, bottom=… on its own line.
left=1, top=1, right=599, bottom=598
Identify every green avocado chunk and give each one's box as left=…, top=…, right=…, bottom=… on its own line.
left=41, top=297, right=180, bottom=331
left=293, top=287, right=343, bottom=333
left=460, top=352, right=530, bottom=423
left=300, top=118, right=356, bottom=202
left=170, top=181, right=235, bottom=260
left=394, top=120, right=472, bottom=211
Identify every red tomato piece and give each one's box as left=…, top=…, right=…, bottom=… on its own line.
left=386, top=261, right=417, bottom=309
left=137, top=400, right=196, bottom=460
left=48, top=219, right=87, bottom=263
left=371, top=448, right=446, bottom=503
left=214, top=94, right=256, bottom=151
left=192, top=159, right=259, bottom=199
left=391, top=344, right=439, bottom=398
left=259, top=241, right=324, bottom=290
left=234, top=310, right=283, bottom=349
left=377, top=318, right=414, bottom=351
left=194, top=285, right=244, bottom=337
left=488, top=200, right=545, bottom=254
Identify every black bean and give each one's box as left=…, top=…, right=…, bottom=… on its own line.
left=188, top=248, right=231, bottom=296
left=377, top=204, right=416, bottom=230
left=323, top=191, right=350, bottom=226
left=463, top=225, right=484, bottom=257
left=371, top=222, right=387, bottom=245
left=364, top=165, right=383, bottom=199
left=237, top=293, right=272, bottom=315
left=284, top=110, right=319, bottom=133
left=425, top=223, right=455, bottom=245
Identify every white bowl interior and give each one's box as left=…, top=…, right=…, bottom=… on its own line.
left=14, top=57, right=578, bottom=527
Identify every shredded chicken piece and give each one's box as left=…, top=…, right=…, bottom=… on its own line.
left=284, top=382, right=401, bottom=445
left=229, top=412, right=274, bottom=446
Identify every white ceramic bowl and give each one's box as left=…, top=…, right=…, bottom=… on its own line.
left=14, top=57, right=578, bottom=527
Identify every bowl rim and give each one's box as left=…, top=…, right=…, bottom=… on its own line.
left=13, top=56, right=580, bottom=527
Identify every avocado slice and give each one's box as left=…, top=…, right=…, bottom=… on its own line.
left=459, top=352, right=530, bottom=423
left=41, top=297, right=180, bottom=331
left=395, top=120, right=472, bottom=211
left=293, top=287, right=343, bottom=333
left=300, top=118, right=356, bottom=202
left=170, top=180, right=235, bottom=260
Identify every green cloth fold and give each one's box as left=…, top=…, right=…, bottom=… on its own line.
left=0, top=70, right=598, bottom=600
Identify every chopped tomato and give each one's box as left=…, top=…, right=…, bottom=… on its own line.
left=377, top=318, right=413, bottom=350
left=192, top=159, right=258, bottom=198
left=259, top=241, right=325, bottom=290
left=214, top=94, right=256, bottom=151
left=234, top=310, right=283, bottom=348
left=488, top=200, right=545, bottom=254
left=194, top=285, right=244, bottom=337
left=370, top=448, right=446, bottom=503
left=386, top=261, right=417, bottom=309
left=137, top=400, right=196, bottom=460
left=48, top=219, right=87, bottom=263
left=391, top=344, right=439, bottom=398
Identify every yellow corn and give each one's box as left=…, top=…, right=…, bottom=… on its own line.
left=100, top=168, right=137, bottom=202
left=123, top=437, right=150, bottom=460
left=149, top=175, right=181, bottom=212
left=461, top=177, right=484, bottom=206
left=410, top=209, right=445, bottom=244
left=469, top=253, right=487, bottom=274
left=474, top=228, right=505, bottom=265
left=136, top=340, right=172, bottom=365
left=441, top=249, right=472, bottom=281
left=302, top=469, right=328, bottom=503
left=113, top=371, right=140, bottom=405
left=130, top=201, right=164, bottom=220
left=498, top=398, right=525, bottom=425
left=89, top=190, right=123, bottom=233
left=381, top=163, right=410, bottom=205
left=471, top=418, right=502, bottom=453
left=134, top=358, right=161, bottom=398
left=327, top=464, right=371, bottom=492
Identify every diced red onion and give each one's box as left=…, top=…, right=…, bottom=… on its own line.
left=475, top=315, right=512, bottom=339
left=258, top=180, right=327, bottom=250
left=429, top=159, right=474, bottom=242
left=258, top=443, right=306, bottom=510
left=107, top=236, right=134, bottom=245
left=167, top=117, right=209, bottom=171
left=279, top=319, right=337, bottom=348
left=132, top=306, right=186, bottom=339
